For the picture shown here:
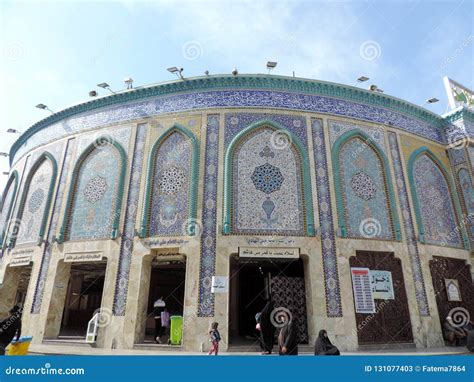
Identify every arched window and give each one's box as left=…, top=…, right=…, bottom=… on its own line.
left=0, top=171, right=19, bottom=245
left=140, top=125, right=199, bottom=237
left=60, top=137, right=126, bottom=241
left=408, top=148, right=465, bottom=247
left=223, top=121, right=314, bottom=236
left=332, top=131, right=400, bottom=240
left=13, top=153, right=57, bottom=246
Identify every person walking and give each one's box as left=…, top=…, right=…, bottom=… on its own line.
left=208, top=322, right=221, bottom=355
left=0, top=305, right=23, bottom=356
left=153, top=296, right=166, bottom=343
left=258, top=299, right=275, bottom=355
left=158, top=307, right=170, bottom=344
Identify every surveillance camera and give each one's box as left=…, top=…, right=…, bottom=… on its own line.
left=89, top=90, right=98, bottom=97
left=232, top=68, right=238, bottom=76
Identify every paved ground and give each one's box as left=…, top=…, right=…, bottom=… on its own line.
left=28, top=343, right=472, bottom=356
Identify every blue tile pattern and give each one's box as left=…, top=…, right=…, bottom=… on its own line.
left=339, top=138, right=394, bottom=240
left=113, top=124, right=147, bottom=316
left=412, top=155, right=462, bottom=247
left=329, top=120, right=386, bottom=153
left=457, top=168, right=474, bottom=238
left=31, top=138, right=75, bottom=314
left=68, top=146, right=121, bottom=240
left=13, top=89, right=443, bottom=166
left=198, top=115, right=220, bottom=317
left=388, top=132, right=429, bottom=316
left=149, top=131, right=192, bottom=236
left=311, top=119, right=342, bottom=317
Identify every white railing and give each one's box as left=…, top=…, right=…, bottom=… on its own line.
left=85, top=312, right=100, bottom=343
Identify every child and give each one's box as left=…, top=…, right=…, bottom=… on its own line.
left=208, top=322, right=221, bottom=355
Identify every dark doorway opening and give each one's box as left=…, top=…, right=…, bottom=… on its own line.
left=15, top=265, right=32, bottom=307
left=59, top=261, right=107, bottom=339
left=144, top=260, right=186, bottom=343
left=229, top=257, right=308, bottom=346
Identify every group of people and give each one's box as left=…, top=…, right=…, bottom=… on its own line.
left=443, top=314, right=474, bottom=351
left=255, top=300, right=340, bottom=356
left=208, top=300, right=340, bottom=356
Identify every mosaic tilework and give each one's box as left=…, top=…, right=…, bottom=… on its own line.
left=68, top=146, right=121, bottom=240
left=469, top=147, right=474, bottom=172
left=412, top=155, right=462, bottom=247
left=311, top=119, right=342, bottom=317
left=339, top=138, right=394, bottom=240
left=31, top=138, right=75, bottom=314
left=450, top=148, right=467, bottom=166
left=329, top=120, right=386, bottom=153
left=16, top=159, right=53, bottom=245
left=0, top=176, right=17, bottom=245
left=197, top=115, right=220, bottom=317
left=232, top=128, right=305, bottom=235
left=113, top=124, right=147, bottom=316
left=149, top=131, right=192, bottom=236
left=225, top=113, right=307, bottom=148
left=388, top=132, right=429, bottom=316
left=457, top=168, right=474, bottom=237
left=13, top=88, right=443, bottom=165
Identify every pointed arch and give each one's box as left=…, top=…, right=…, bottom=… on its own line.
left=0, top=170, right=19, bottom=245
left=140, top=124, right=200, bottom=237
left=331, top=129, right=401, bottom=240
left=407, top=146, right=469, bottom=249
left=223, top=119, right=315, bottom=236
left=58, top=136, right=127, bottom=242
left=11, top=152, right=58, bottom=247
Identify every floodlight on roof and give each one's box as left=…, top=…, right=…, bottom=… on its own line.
left=266, top=61, right=277, bottom=73
left=97, top=82, right=116, bottom=94
left=357, top=76, right=370, bottom=82
left=7, top=129, right=21, bottom=134
left=167, top=67, right=184, bottom=79
left=0, top=152, right=8, bottom=157
left=426, top=97, right=439, bottom=104
left=36, top=104, right=54, bottom=113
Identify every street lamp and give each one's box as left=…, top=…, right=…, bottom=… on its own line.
left=167, top=67, right=184, bottom=79
left=36, top=104, right=54, bottom=113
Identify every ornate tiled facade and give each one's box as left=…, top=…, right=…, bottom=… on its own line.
left=411, top=154, right=462, bottom=247
left=149, top=131, right=193, bottom=236
left=0, top=75, right=472, bottom=353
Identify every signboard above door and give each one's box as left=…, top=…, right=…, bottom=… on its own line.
left=239, top=247, right=299, bottom=259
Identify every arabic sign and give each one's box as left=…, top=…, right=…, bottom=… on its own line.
left=351, top=267, right=375, bottom=314
left=444, top=76, right=474, bottom=110
left=211, top=276, right=228, bottom=293
left=370, top=270, right=394, bottom=300
left=64, top=252, right=103, bottom=263
left=10, top=255, right=32, bottom=267
left=445, top=279, right=461, bottom=302
left=239, top=247, right=299, bottom=259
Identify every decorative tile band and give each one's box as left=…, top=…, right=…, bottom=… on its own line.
left=112, top=124, right=147, bottom=316
left=197, top=115, right=220, bottom=317
left=388, top=132, right=430, bottom=316
left=311, top=119, right=342, bottom=317
left=31, top=138, right=75, bottom=314
left=12, top=88, right=444, bottom=166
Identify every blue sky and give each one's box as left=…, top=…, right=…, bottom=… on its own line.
left=0, top=0, right=472, bottom=191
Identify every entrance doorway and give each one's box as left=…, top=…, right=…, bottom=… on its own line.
left=0, top=264, right=32, bottom=316
left=59, top=261, right=107, bottom=338
left=229, top=257, right=308, bottom=346
left=144, top=259, right=186, bottom=343
left=349, top=251, right=413, bottom=345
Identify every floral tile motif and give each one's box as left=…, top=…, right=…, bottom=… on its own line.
left=31, top=138, right=76, bottom=314
left=329, top=120, right=386, bottom=153
left=387, top=132, right=429, bottom=316
left=113, top=124, right=147, bottom=316
left=13, top=89, right=444, bottom=165
left=149, top=131, right=192, bottom=236
left=198, top=115, right=220, bottom=317
left=232, top=127, right=305, bottom=235
left=413, top=154, right=462, bottom=247
left=339, top=137, right=394, bottom=240
left=311, top=119, right=342, bottom=317
left=16, top=159, right=53, bottom=245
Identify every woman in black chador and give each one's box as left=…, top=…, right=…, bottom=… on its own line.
left=314, top=329, right=340, bottom=355
left=258, top=299, right=275, bottom=355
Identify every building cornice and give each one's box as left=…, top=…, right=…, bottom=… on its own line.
left=9, top=74, right=446, bottom=165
